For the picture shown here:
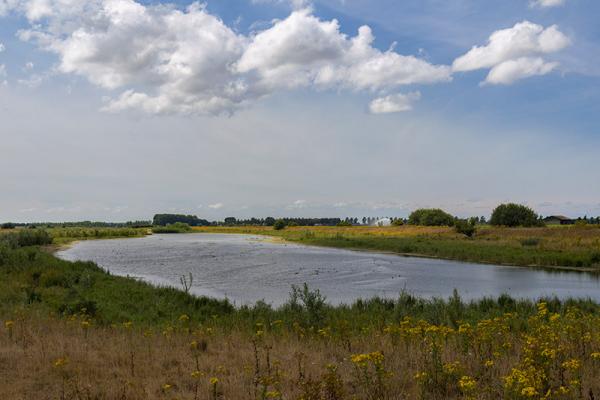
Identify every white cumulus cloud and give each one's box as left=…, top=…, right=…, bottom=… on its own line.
left=453, top=21, right=570, bottom=85
left=368, top=91, right=421, bottom=114
left=484, top=57, right=558, bottom=85
left=530, top=0, right=566, bottom=8
left=8, top=0, right=451, bottom=115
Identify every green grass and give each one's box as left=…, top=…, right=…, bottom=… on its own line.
left=2, top=241, right=600, bottom=333
left=294, top=235, right=600, bottom=268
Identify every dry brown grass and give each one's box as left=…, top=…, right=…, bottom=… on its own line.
left=3, top=305, right=600, bottom=400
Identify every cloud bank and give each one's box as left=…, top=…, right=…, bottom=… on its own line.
left=6, top=0, right=450, bottom=115
left=1, top=1, right=572, bottom=113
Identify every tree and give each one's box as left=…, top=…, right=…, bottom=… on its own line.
left=224, top=217, right=237, bottom=225
left=152, top=214, right=209, bottom=226
left=489, top=203, right=543, bottom=227
left=264, top=217, right=276, bottom=226
left=408, top=209, right=455, bottom=226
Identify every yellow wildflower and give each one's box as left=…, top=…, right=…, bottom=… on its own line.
left=562, top=359, right=581, bottom=371
left=53, top=358, right=68, bottom=368
left=458, top=375, right=477, bottom=392
left=521, top=386, right=537, bottom=397
left=191, top=370, right=204, bottom=379
left=179, top=314, right=190, bottom=322
left=414, top=371, right=428, bottom=381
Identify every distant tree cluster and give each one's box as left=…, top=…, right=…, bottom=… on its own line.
left=152, top=214, right=210, bottom=227
left=490, top=204, right=544, bottom=227
left=408, top=209, right=456, bottom=227
left=225, top=217, right=342, bottom=227
left=573, top=216, right=600, bottom=225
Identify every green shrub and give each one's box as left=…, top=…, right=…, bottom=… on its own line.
left=0, top=229, right=52, bottom=248
left=391, top=219, right=404, bottom=226
left=490, top=203, right=543, bottom=227
left=152, top=222, right=192, bottom=234
left=408, top=209, right=455, bottom=226
left=273, top=219, right=287, bottom=230
left=454, top=219, right=476, bottom=237
left=336, top=221, right=352, bottom=227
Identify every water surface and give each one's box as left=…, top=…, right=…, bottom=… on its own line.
left=57, top=233, right=600, bottom=306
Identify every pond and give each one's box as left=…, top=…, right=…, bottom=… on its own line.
left=57, top=233, right=600, bottom=306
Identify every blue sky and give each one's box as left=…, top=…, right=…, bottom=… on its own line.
left=0, top=0, right=599, bottom=222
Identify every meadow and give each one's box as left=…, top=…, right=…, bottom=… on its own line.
left=192, top=225, right=600, bottom=270
left=2, top=227, right=600, bottom=399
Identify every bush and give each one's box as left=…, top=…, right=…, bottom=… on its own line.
left=490, top=203, right=543, bottom=227
left=408, top=209, right=455, bottom=226
left=1, top=223, right=16, bottom=229
left=336, top=221, right=352, bottom=227
left=273, top=219, right=286, bottom=230
left=152, top=222, right=192, bottom=233
left=0, top=229, right=53, bottom=248
left=391, top=219, right=404, bottom=226
left=454, top=219, right=476, bottom=237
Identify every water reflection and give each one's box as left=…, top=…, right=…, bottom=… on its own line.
left=57, top=233, right=600, bottom=306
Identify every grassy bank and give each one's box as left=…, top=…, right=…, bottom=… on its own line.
left=192, top=225, right=600, bottom=270
left=47, top=226, right=150, bottom=246
left=2, top=233, right=600, bottom=398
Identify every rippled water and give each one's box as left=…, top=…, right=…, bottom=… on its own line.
left=57, top=233, right=600, bottom=306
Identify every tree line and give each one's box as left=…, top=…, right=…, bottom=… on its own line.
left=1, top=220, right=152, bottom=229
left=3, top=206, right=600, bottom=231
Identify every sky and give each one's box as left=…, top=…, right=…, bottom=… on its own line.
left=0, top=0, right=599, bottom=222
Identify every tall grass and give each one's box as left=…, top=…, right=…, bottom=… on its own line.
left=49, top=227, right=148, bottom=244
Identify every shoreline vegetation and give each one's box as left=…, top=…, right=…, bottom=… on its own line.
left=190, top=225, right=600, bottom=271
left=2, top=226, right=600, bottom=398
